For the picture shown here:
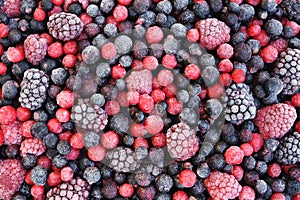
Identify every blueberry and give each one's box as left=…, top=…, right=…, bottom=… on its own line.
left=52, top=154, right=68, bottom=168
left=239, top=4, right=255, bottom=22
left=87, top=4, right=100, bottom=17
left=256, top=161, right=268, bottom=175
left=56, top=140, right=71, bottom=155
left=242, top=156, right=256, bottom=170
left=157, top=0, right=172, bottom=14
left=30, top=166, right=48, bottom=185
left=51, top=68, right=69, bottom=85
left=271, top=179, right=286, bottom=192
left=83, top=131, right=100, bottom=148
left=83, top=166, right=101, bottom=184
left=100, top=0, right=115, bottom=13
left=140, top=11, right=156, bottom=27
left=133, top=0, right=151, bottom=14
left=8, top=29, right=22, bottom=44
left=207, top=0, right=222, bottom=13
left=193, top=2, right=210, bottom=19
left=22, top=154, right=37, bottom=169
left=68, top=3, right=83, bottom=15
left=2, top=80, right=18, bottom=99
left=41, top=0, right=53, bottom=11
left=264, top=19, right=283, bottom=37
left=43, top=133, right=58, bottom=148
left=196, top=162, right=210, bottom=178
left=208, top=154, right=226, bottom=170
left=234, top=43, right=252, bottom=62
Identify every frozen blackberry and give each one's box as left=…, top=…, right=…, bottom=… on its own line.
left=2, top=80, right=18, bottom=99
left=30, top=122, right=48, bottom=138
left=19, top=69, right=49, bottom=110
left=101, top=179, right=118, bottom=199
left=30, top=165, right=47, bottom=186
left=156, top=174, right=173, bottom=192
left=22, top=154, right=37, bottom=169
left=105, top=147, right=140, bottom=172
left=83, top=166, right=101, bottom=184
left=47, top=12, right=83, bottom=41
left=225, top=83, right=256, bottom=125
left=51, top=68, right=69, bottom=85
left=110, top=113, right=130, bottom=134
left=52, top=154, right=68, bottom=168
left=275, top=132, right=300, bottom=165
left=46, top=178, right=90, bottom=199
left=274, top=48, right=300, bottom=95
left=71, top=98, right=108, bottom=132
left=56, top=140, right=71, bottom=155
left=166, top=122, right=199, bottom=161
left=83, top=131, right=100, bottom=148
left=280, top=0, right=300, bottom=23
left=43, top=133, right=58, bottom=148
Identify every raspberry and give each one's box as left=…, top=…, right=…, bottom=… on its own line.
left=1, top=121, right=22, bottom=145
left=1, top=0, right=21, bottom=17
left=267, top=163, right=281, bottom=178
left=111, top=65, right=126, bottom=79
left=196, top=18, right=231, bottom=50
left=204, top=171, right=242, bottom=200
left=0, top=159, right=25, bottom=200
left=126, top=69, right=153, bottom=94
left=247, top=24, right=261, bottom=36
left=162, top=54, right=177, bottom=69
left=47, top=12, right=83, bottom=41
left=60, top=167, right=74, bottom=182
left=254, top=103, right=297, bottom=139
left=178, top=169, right=197, bottom=187
left=166, top=122, right=199, bottom=161
left=48, top=41, right=64, bottom=58
left=20, top=138, right=46, bottom=157
left=224, top=146, right=245, bottom=165
left=113, top=5, right=128, bottom=22
left=0, top=106, right=17, bottom=125
left=218, top=59, right=233, bottom=73
left=217, top=43, right=234, bottom=59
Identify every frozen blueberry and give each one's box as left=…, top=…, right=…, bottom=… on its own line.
left=87, top=4, right=100, bottom=17
left=83, top=166, right=101, bottom=184
left=31, top=122, right=49, bottom=138
left=56, top=140, right=71, bottom=155
left=2, top=80, right=18, bottom=99
left=30, top=166, right=48, bottom=186
left=51, top=68, right=69, bottom=85
left=104, top=23, right=118, bottom=37
left=43, top=132, right=58, bottom=148
left=264, top=19, right=283, bottom=37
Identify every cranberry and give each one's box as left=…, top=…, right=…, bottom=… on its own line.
left=217, top=43, right=234, bottom=59
left=63, top=41, right=78, bottom=55
left=127, top=91, right=140, bottom=105
left=240, top=143, right=254, bottom=156
left=47, top=118, right=62, bottom=134
left=186, top=28, right=199, bottom=42
left=167, top=97, right=182, bottom=115
left=220, top=73, right=232, bottom=86
left=144, top=115, right=164, bottom=135
left=162, top=54, right=177, bottom=69
left=218, top=59, right=233, bottom=73
left=62, top=54, right=77, bottom=68
left=249, top=133, right=264, bottom=152
left=47, top=171, right=61, bottom=187
left=88, top=145, right=106, bottom=162
left=60, top=167, right=73, bottom=182
left=151, top=89, right=165, bottom=103
left=133, top=137, right=149, bottom=149
left=239, top=186, right=256, bottom=200
left=119, top=183, right=134, bottom=198
left=0, top=62, right=6, bottom=75
left=59, top=131, right=72, bottom=141
left=130, top=123, right=147, bottom=137
left=232, top=69, right=246, bottom=83
left=66, top=148, right=80, bottom=160
left=271, top=193, right=285, bottom=200
left=151, top=133, right=166, bottom=148
left=37, top=156, right=51, bottom=170
left=17, top=107, right=31, bottom=121
left=247, top=24, right=261, bottom=37
left=0, top=133, right=4, bottom=146
left=254, top=30, right=269, bottom=47
left=7, top=47, right=25, bottom=62
left=101, top=43, right=117, bottom=60
left=207, top=83, right=224, bottom=99
left=178, top=169, right=197, bottom=188
left=173, top=191, right=188, bottom=200
left=162, top=83, right=177, bottom=97
left=19, top=120, right=35, bottom=138
left=139, top=94, right=154, bottom=113
left=143, top=56, right=158, bottom=70
left=184, top=64, right=200, bottom=80
left=56, top=90, right=74, bottom=108
left=52, top=0, right=64, bottom=5
left=224, top=146, right=244, bottom=165
left=48, top=42, right=63, bottom=58
left=158, top=69, right=174, bottom=86
left=267, top=163, right=281, bottom=178
left=111, top=65, right=126, bottom=79
left=145, top=26, right=163, bottom=44
left=0, top=23, right=9, bottom=38
left=292, top=94, right=300, bottom=107
left=231, top=166, right=244, bottom=181
left=31, top=185, right=44, bottom=199
left=260, top=45, right=278, bottom=63
left=113, top=5, right=128, bottom=22
left=118, top=0, right=131, bottom=5
left=101, top=131, right=119, bottom=149
left=80, top=13, right=93, bottom=26
left=33, top=8, right=46, bottom=21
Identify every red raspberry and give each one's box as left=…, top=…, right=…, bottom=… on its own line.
left=133, top=137, right=149, bottom=149
left=231, top=166, right=244, bottom=181
left=184, top=64, right=200, bottom=80
left=55, top=108, right=70, bottom=123
left=62, top=54, right=77, bottom=68
left=127, top=91, right=140, bottom=105
left=47, top=171, right=62, bottom=187
left=88, top=145, right=106, bottom=162
left=6, top=47, right=25, bottom=63
left=196, top=18, right=231, bottom=50
left=48, top=42, right=63, bottom=58
left=20, top=138, right=46, bottom=156
left=167, top=97, right=182, bottom=115
left=60, top=167, right=74, bottom=182
left=157, top=69, right=174, bottom=86
left=292, top=94, right=300, bottom=107
left=254, top=103, right=297, bottom=139
left=173, top=191, right=188, bottom=200
left=151, top=133, right=166, bottom=148
left=240, top=143, right=254, bottom=156
left=130, top=123, right=147, bottom=137
left=1, top=0, right=21, bottom=17
left=144, top=115, right=163, bottom=135
left=56, top=90, right=74, bottom=108
left=178, top=169, right=196, bottom=188
left=101, top=43, right=117, bottom=60
left=119, top=183, right=134, bottom=198
left=113, top=5, right=128, bottom=22
left=143, top=56, right=158, bottom=70
left=139, top=94, right=154, bottom=113
left=267, top=163, right=281, bottom=178
left=1, top=121, right=22, bottom=145
left=162, top=54, right=177, bottom=69
left=101, top=131, right=119, bottom=149
left=224, top=146, right=244, bottom=165
left=126, top=69, right=153, bottom=94
left=218, top=59, right=233, bottom=73
left=0, top=159, right=25, bottom=200
left=260, top=45, right=278, bottom=63
left=131, top=59, right=143, bottom=71
left=217, top=43, right=234, bottom=59
left=19, top=120, right=35, bottom=138
left=105, top=100, right=120, bottom=115
left=186, top=28, right=199, bottom=42
left=17, top=107, right=31, bottom=121
left=145, top=26, right=164, bottom=44
left=112, top=65, right=126, bottom=79
left=232, top=69, right=246, bottom=83
left=48, top=118, right=62, bottom=134
left=249, top=133, right=264, bottom=152
left=59, top=131, right=72, bottom=141
left=204, top=171, right=242, bottom=200
left=239, top=186, right=255, bottom=200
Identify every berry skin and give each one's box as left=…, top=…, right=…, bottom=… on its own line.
left=101, top=131, right=119, bottom=149
left=62, top=54, right=77, bottom=68
left=47, top=118, right=62, bottom=134
left=111, top=65, right=126, bottom=79
left=146, top=26, right=164, bottom=44
left=119, top=183, right=134, bottom=198
left=144, top=115, right=164, bottom=135
left=33, top=8, right=46, bottom=21
left=113, top=5, right=128, bottom=22
left=260, top=45, right=278, bottom=63
left=47, top=171, right=61, bottom=187
left=239, top=186, right=255, bottom=200
left=0, top=106, right=17, bottom=125
left=151, top=89, right=165, bottom=103
left=56, top=90, right=74, bottom=108
left=224, top=146, right=245, bottom=165
left=247, top=24, right=261, bottom=37
left=292, top=94, right=300, bottom=107
left=6, top=47, right=25, bottom=63
left=178, top=169, right=197, bottom=188
left=48, top=42, right=63, bottom=58
left=0, top=62, right=7, bottom=74
left=217, top=43, right=234, bottom=59
left=240, top=143, right=254, bottom=156
left=184, top=64, right=200, bottom=80
left=232, top=69, right=246, bottom=83
left=139, top=94, right=154, bottom=113
left=173, top=191, right=188, bottom=200
left=17, top=107, right=31, bottom=121
left=267, top=163, right=282, bottom=178
left=105, top=100, right=120, bottom=116
left=218, top=59, right=233, bottom=73
left=88, top=145, right=106, bottom=162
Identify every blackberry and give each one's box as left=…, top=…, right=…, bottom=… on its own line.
left=22, top=154, right=37, bottom=169
left=274, top=48, right=300, bottom=95
left=43, top=133, right=58, bottom=148
left=207, top=154, right=226, bottom=170
left=109, top=113, right=130, bottom=134
left=2, top=80, right=18, bottom=99
left=30, top=165, right=47, bottom=186
left=156, top=174, right=173, bottom=192
left=83, top=131, right=100, bottom=148
left=47, top=12, right=83, bottom=41
left=52, top=154, right=68, bottom=168
left=56, top=140, right=71, bottom=155
left=280, top=0, right=300, bottom=23
left=51, top=68, right=69, bottom=85
left=30, top=122, right=48, bottom=138
left=275, top=132, right=300, bottom=165
left=225, top=83, right=256, bottom=125
left=46, top=178, right=90, bottom=199
left=71, top=98, right=108, bottom=133
left=19, top=69, right=49, bottom=110
left=83, top=166, right=101, bottom=184
left=101, top=179, right=118, bottom=199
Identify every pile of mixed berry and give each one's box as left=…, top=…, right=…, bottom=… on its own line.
left=1, top=0, right=300, bottom=199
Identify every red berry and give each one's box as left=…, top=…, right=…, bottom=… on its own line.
left=218, top=59, right=233, bottom=73
left=40, top=33, right=53, bottom=46
left=143, top=56, right=158, bottom=70
left=101, top=131, right=119, bottom=149
left=60, top=167, right=73, bottom=182
left=118, top=0, right=131, bottom=5
left=105, top=100, right=120, bottom=115
left=111, top=65, right=126, bottom=79
left=37, top=156, right=51, bottom=170
left=207, top=83, right=224, bottom=99
left=0, top=133, right=4, bottom=146
left=52, top=0, right=63, bottom=5
left=157, top=69, right=174, bottom=86
left=167, top=97, right=182, bottom=115
left=0, top=62, right=7, bottom=75
left=0, top=106, right=17, bottom=125
left=220, top=73, right=232, bottom=86
left=254, top=30, right=269, bottom=47
left=217, top=43, right=234, bottom=59
left=271, top=193, right=285, bottom=200
left=247, top=24, right=261, bottom=36
left=130, top=123, right=147, bottom=137
left=19, top=120, right=35, bottom=138
left=131, top=59, right=143, bottom=71
left=162, top=54, right=177, bottom=69
left=186, top=28, right=199, bottom=42
left=127, top=91, right=140, bottom=105
left=249, top=133, right=264, bottom=152
left=151, top=133, right=166, bottom=147
left=25, top=171, right=34, bottom=185
left=162, top=83, right=177, bottom=98
left=267, top=163, right=281, bottom=178
left=178, top=169, right=196, bottom=188
left=173, top=191, right=188, bottom=200
left=59, top=131, right=72, bottom=141
left=66, top=147, right=80, bottom=160
left=240, top=143, right=253, bottom=156
left=31, top=185, right=44, bottom=199
left=101, top=43, right=117, bottom=60
left=63, top=41, right=78, bottom=55
left=133, top=137, right=148, bottom=149
left=119, top=183, right=134, bottom=198
left=48, top=42, right=63, bottom=58
left=7, top=47, right=25, bottom=62
left=260, top=45, right=278, bottom=63
left=184, top=64, right=200, bottom=80
left=55, top=108, right=70, bottom=123
left=62, top=54, right=77, bottom=68
left=239, top=186, right=256, bottom=200
left=88, top=145, right=106, bottom=162
left=0, top=24, right=9, bottom=38
left=56, top=90, right=74, bottom=108
left=47, top=118, right=62, bottom=134
left=79, top=13, right=93, bottom=26
left=113, top=5, right=128, bottom=22
left=33, top=8, right=46, bottom=21
left=145, top=26, right=163, bottom=44
left=151, top=89, right=165, bottom=103
left=139, top=94, right=154, bottom=113
left=70, top=133, right=84, bottom=149
left=292, top=94, right=300, bottom=107
left=47, top=171, right=61, bottom=187
left=231, top=166, right=244, bottom=181
left=144, top=115, right=163, bottom=135
left=17, top=107, right=31, bottom=121
left=224, top=146, right=244, bottom=165
left=232, top=69, right=246, bottom=83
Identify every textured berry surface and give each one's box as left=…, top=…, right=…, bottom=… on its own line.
left=126, top=69, right=153, bottom=94
left=24, top=34, right=48, bottom=65
left=1, top=120, right=22, bottom=145
left=275, top=132, right=300, bottom=165
left=20, top=138, right=46, bottom=157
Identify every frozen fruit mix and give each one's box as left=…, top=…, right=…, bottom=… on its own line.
left=0, top=0, right=300, bottom=199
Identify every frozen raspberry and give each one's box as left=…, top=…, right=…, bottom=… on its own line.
left=204, top=171, right=242, bottom=200
left=20, top=138, right=46, bottom=157
left=254, top=103, right=297, bottom=139
left=47, top=12, right=83, bottom=41
left=1, top=121, right=22, bottom=145
left=0, top=159, right=25, bottom=200
left=1, top=0, right=21, bottom=17
left=166, top=122, right=199, bottom=161
left=24, top=34, right=48, bottom=65
left=126, top=69, right=153, bottom=94
left=196, top=18, right=231, bottom=50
